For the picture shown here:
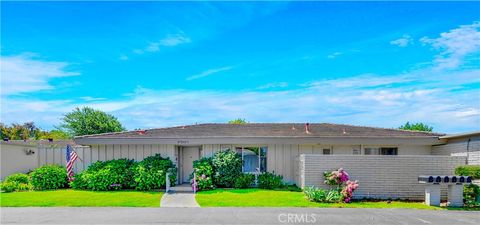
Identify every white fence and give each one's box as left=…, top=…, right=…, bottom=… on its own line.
left=2, top=143, right=177, bottom=179
left=38, top=145, right=91, bottom=173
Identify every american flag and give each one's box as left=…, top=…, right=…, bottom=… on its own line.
left=66, top=145, right=78, bottom=181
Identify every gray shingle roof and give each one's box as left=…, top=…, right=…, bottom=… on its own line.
left=76, top=123, right=443, bottom=139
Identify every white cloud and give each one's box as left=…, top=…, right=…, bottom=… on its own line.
left=0, top=54, right=79, bottom=95
left=186, top=66, right=232, bottom=81
left=135, top=33, right=191, bottom=54
left=80, top=96, right=107, bottom=101
left=327, top=52, right=342, bottom=59
left=2, top=67, right=478, bottom=133
left=390, top=35, right=412, bottom=47
left=307, top=74, right=413, bottom=89
left=421, top=22, right=480, bottom=69
left=257, top=82, right=288, bottom=89
left=119, top=55, right=129, bottom=61
left=159, top=34, right=191, bottom=47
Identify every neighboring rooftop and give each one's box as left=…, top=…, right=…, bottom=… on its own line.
left=75, top=123, right=444, bottom=139
left=439, top=131, right=480, bottom=139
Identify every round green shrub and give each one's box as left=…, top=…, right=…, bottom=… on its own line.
left=30, top=164, right=68, bottom=190
left=455, top=165, right=480, bottom=179
left=0, top=181, right=32, bottom=193
left=71, top=159, right=137, bottom=191
left=192, top=157, right=215, bottom=191
left=464, top=184, right=480, bottom=207
left=258, top=171, right=284, bottom=189
left=5, top=173, right=30, bottom=184
left=212, top=150, right=242, bottom=187
left=133, top=154, right=177, bottom=191
left=234, top=173, right=255, bottom=189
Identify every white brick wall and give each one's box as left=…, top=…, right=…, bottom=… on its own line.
left=297, top=155, right=466, bottom=200
left=432, top=136, right=480, bottom=165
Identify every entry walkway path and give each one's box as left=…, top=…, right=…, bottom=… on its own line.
left=160, top=184, right=200, bottom=207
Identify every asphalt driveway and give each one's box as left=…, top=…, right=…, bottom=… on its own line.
left=1, top=207, right=479, bottom=225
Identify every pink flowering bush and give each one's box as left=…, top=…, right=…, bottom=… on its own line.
left=191, top=158, right=214, bottom=191
left=341, top=180, right=359, bottom=203
left=302, top=168, right=359, bottom=203
left=323, top=168, right=350, bottom=186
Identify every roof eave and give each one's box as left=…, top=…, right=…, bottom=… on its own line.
left=75, top=136, right=444, bottom=146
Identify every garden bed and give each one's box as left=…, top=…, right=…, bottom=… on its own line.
left=195, top=189, right=441, bottom=209
left=0, top=190, right=162, bottom=207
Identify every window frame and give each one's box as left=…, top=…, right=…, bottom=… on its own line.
left=235, top=145, right=268, bottom=174
left=364, top=146, right=398, bottom=155
left=322, top=148, right=331, bottom=155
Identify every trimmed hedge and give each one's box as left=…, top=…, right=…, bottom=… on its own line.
left=212, top=150, right=242, bottom=188
left=234, top=173, right=255, bottom=189
left=133, top=154, right=177, bottom=190
left=464, top=184, right=480, bottom=207
left=258, top=172, right=284, bottom=189
left=455, top=165, right=480, bottom=179
left=5, top=173, right=30, bottom=184
left=30, top=165, right=68, bottom=190
left=0, top=173, right=32, bottom=193
left=71, top=159, right=136, bottom=191
left=71, top=155, right=177, bottom=191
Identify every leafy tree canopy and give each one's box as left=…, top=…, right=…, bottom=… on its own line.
left=398, top=122, right=433, bottom=132
left=228, top=118, right=248, bottom=124
left=0, top=122, right=70, bottom=140
left=60, top=107, right=125, bottom=136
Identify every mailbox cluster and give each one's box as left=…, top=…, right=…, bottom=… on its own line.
left=418, top=175, right=472, bottom=184
left=418, top=175, right=471, bottom=207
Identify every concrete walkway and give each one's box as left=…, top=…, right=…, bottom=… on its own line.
left=160, top=184, right=200, bottom=207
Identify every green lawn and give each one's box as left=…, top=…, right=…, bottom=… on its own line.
left=1, top=189, right=162, bottom=207
left=196, top=189, right=441, bottom=209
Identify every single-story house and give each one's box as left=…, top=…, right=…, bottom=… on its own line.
left=74, top=123, right=444, bottom=184
left=3, top=123, right=477, bottom=199
left=73, top=123, right=477, bottom=196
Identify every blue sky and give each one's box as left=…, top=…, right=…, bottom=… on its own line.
left=1, top=1, right=479, bottom=133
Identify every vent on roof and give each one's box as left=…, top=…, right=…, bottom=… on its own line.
left=305, top=123, right=311, bottom=134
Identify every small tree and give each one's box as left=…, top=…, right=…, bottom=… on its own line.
left=60, top=107, right=125, bottom=136
left=398, top=122, right=433, bottom=132
left=228, top=118, right=248, bottom=124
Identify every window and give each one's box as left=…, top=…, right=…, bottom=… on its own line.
left=380, top=147, right=398, bottom=155
left=364, top=147, right=380, bottom=155
left=322, top=148, right=331, bottom=155
left=352, top=148, right=361, bottom=155
left=364, top=147, right=398, bottom=155
left=221, top=145, right=231, bottom=151
left=235, top=146, right=267, bottom=173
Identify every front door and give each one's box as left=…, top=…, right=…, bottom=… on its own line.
left=181, top=146, right=200, bottom=183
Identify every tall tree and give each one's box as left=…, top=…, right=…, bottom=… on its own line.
left=228, top=118, right=248, bottom=124
left=398, top=122, right=433, bottom=132
left=0, top=122, right=70, bottom=140
left=60, top=107, right=125, bottom=136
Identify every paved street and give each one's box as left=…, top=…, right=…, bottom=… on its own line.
left=1, top=207, right=479, bottom=225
